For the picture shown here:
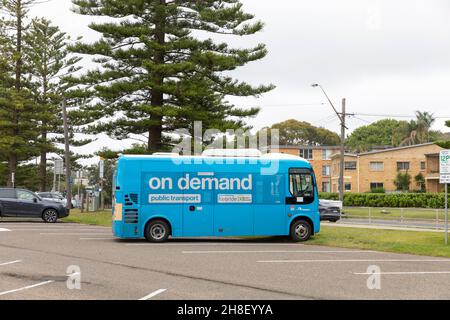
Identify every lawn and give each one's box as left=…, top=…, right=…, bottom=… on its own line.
left=62, top=209, right=112, bottom=227
left=309, top=226, right=450, bottom=258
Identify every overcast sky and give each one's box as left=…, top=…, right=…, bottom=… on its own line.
left=30, top=0, right=450, bottom=161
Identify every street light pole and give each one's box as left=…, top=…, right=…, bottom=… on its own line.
left=312, top=84, right=349, bottom=202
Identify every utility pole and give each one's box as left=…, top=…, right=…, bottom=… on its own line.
left=61, top=99, right=72, bottom=210
left=312, top=84, right=352, bottom=202
left=339, top=98, right=346, bottom=202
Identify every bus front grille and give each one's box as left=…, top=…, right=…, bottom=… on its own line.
left=124, top=209, right=139, bottom=224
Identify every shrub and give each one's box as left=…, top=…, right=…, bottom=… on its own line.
left=370, top=187, right=386, bottom=194
left=318, top=192, right=450, bottom=209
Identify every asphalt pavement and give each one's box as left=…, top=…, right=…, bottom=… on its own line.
left=1, top=220, right=450, bottom=300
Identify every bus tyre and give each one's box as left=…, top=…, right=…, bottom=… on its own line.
left=145, top=220, right=170, bottom=243
left=42, top=209, right=58, bottom=223
left=290, top=220, right=312, bottom=242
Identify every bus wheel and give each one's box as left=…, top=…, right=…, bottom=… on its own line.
left=145, top=220, right=170, bottom=242
left=290, top=219, right=312, bottom=242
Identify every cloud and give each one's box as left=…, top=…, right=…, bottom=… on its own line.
left=29, top=0, right=450, bottom=153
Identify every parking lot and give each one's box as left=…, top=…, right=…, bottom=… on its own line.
left=1, top=221, right=450, bottom=300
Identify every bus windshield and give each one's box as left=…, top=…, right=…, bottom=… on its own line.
left=289, top=172, right=314, bottom=198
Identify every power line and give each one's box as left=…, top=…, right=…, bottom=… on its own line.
left=353, top=113, right=450, bottom=119
left=245, top=103, right=325, bottom=108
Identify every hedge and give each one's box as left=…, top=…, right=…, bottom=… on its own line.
left=319, top=192, right=450, bottom=209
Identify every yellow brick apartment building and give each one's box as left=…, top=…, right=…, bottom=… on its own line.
left=274, top=143, right=443, bottom=193
left=330, top=143, right=443, bottom=193
left=274, top=145, right=341, bottom=192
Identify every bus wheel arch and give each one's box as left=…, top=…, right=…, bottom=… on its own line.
left=289, top=216, right=314, bottom=242
left=144, top=218, right=172, bottom=242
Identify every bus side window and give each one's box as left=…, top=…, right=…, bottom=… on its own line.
left=256, top=174, right=284, bottom=204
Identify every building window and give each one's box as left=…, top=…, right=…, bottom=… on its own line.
left=322, top=149, right=332, bottom=160
left=421, top=161, right=426, bottom=171
left=370, top=182, right=384, bottom=191
left=322, top=165, right=331, bottom=176
left=299, top=149, right=313, bottom=160
left=397, top=162, right=410, bottom=171
left=370, top=162, right=384, bottom=171
left=322, top=182, right=331, bottom=193
left=344, top=161, right=357, bottom=170
left=344, top=183, right=352, bottom=191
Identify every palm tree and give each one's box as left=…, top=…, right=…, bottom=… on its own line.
left=416, top=111, right=435, bottom=142
left=401, top=111, right=435, bottom=146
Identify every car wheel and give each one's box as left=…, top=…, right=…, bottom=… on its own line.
left=290, top=219, right=312, bottom=242
left=42, top=209, right=58, bottom=223
left=145, top=220, right=170, bottom=242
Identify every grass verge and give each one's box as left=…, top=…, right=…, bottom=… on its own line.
left=308, top=226, right=450, bottom=258
left=62, top=209, right=112, bottom=227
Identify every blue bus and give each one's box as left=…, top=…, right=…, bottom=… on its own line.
left=112, top=153, right=320, bottom=242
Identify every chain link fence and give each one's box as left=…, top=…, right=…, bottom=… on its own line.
left=337, top=206, right=447, bottom=230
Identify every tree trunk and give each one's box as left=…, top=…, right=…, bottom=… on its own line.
left=148, top=0, right=166, bottom=153
left=148, top=121, right=163, bottom=153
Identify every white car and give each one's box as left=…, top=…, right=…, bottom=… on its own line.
left=319, top=199, right=343, bottom=222
left=37, top=192, right=77, bottom=208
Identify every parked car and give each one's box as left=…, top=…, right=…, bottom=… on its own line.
left=0, top=188, right=69, bottom=223
left=319, top=199, right=342, bottom=222
left=37, top=192, right=77, bottom=208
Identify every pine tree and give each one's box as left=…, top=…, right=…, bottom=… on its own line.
left=24, top=18, right=82, bottom=191
left=69, top=0, right=274, bottom=152
left=0, top=21, right=14, bottom=164
left=0, top=0, right=40, bottom=186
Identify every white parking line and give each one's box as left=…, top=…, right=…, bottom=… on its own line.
left=12, top=228, right=109, bottom=231
left=0, top=260, right=22, bottom=267
left=79, top=237, right=114, bottom=240
left=139, top=289, right=167, bottom=300
left=258, top=259, right=450, bottom=263
left=354, top=271, right=450, bottom=275
left=126, top=243, right=307, bottom=247
left=40, top=233, right=111, bottom=236
left=0, top=280, right=54, bottom=297
left=0, top=228, right=11, bottom=232
left=183, top=250, right=377, bottom=254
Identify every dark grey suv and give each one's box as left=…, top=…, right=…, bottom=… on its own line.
left=0, top=188, right=69, bottom=223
